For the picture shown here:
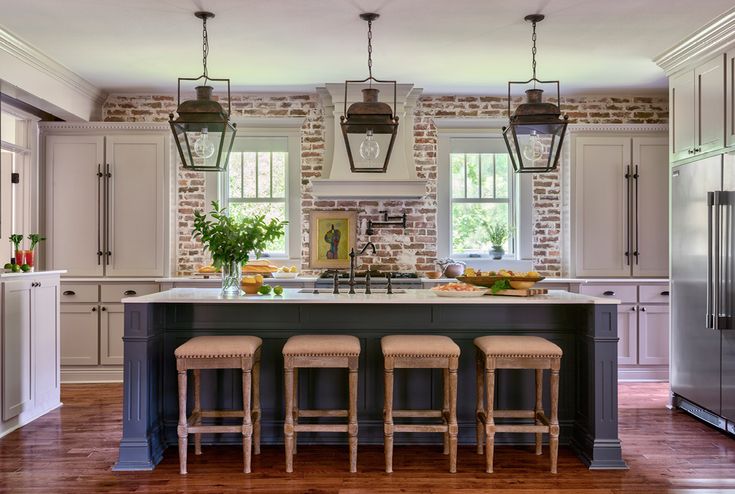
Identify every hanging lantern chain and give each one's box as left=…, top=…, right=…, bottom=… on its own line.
left=201, top=14, right=210, bottom=82
left=366, top=18, right=374, bottom=85
left=530, top=18, right=538, bottom=88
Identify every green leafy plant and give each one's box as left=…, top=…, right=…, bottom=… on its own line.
left=484, top=222, right=511, bottom=248
left=28, top=234, right=46, bottom=250
left=490, top=279, right=511, bottom=294
left=192, top=201, right=287, bottom=268
left=9, top=234, right=24, bottom=251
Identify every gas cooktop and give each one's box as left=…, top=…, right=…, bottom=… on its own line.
left=318, top=270, right=419, bottom=279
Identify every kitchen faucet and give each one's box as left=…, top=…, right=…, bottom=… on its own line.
left=347, top=242, right=377, bottom=294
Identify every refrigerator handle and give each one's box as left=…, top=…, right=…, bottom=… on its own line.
left=624, top=165, right=631, bottom=265
left=714, top=191, right=722, bottom=331
left=707, top=191, right=715, bottom=329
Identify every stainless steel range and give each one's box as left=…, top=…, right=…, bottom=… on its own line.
left=314, top=271, right=423, bottom=290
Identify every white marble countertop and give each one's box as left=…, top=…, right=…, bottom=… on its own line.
left=123, top=288, right=620, bottom=305
left=156, top=276, right=319, bottom=283
left=421, top=277, right=668, bottom=284
left=0, top=270, right=66, bottom=279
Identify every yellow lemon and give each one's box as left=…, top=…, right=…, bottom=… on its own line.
left=255, top=274, right=264, bottom=283
left=289, top=265, right=298, bottom=273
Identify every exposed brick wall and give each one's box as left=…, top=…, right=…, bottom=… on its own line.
left=102, top=93, right=667, bottom=277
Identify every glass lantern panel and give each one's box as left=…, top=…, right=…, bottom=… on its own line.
left=504, top=121, right=566, bottom=172
left=345, top=130, right=394, bottom=171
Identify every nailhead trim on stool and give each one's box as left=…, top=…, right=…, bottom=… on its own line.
left=175, top=336, right=262, bottom=475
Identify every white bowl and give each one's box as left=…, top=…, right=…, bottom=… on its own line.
left=272, top=271, right=298, bottom=279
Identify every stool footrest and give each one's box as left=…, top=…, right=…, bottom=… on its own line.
left=294, top=423, right=349, bottom=433
left=297, top=409, right=348, bottom=418
left=493, top=410, right=537, bottom=419
left=392, top=424, right=448, bottom=433
left=187, top=424, right=246, bottom=434
left=391, top=409, right=444, bottom=418
left=493, top=424, right=549, bottom=433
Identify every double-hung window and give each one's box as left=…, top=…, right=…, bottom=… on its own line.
left=0, top=105, right=35, bottom=242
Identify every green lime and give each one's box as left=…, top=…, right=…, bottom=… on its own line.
left=20, top=264, right=30, bottom=272
left=11, top=264, right=20, bottom=272
left=273, top=285, right=284, bottom=296
left=258, top=285, right=272, bottom=295
left=3, top=263, right=12, bottom=270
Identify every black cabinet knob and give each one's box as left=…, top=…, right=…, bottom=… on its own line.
left=63, top=290, right=76, bottom=296
left=101, top=307, right=107, bottom=312
left=661, top=290, right=670, bottom=296
left=603, top=290, right=615, bottom=296
left=92, top=307, right=97, bottom=312
left=640, top=307, right=646, bottom=312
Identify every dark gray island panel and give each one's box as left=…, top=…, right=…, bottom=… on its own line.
left=114, top=293, right=626, bottom=471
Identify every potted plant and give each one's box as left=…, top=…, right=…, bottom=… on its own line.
left=485, top=222, right=511, bottom=260
left=26, top=234, right=46, bottom=271
left=9, top=234, right=24, bottom=266
left=193, top=201, right=286, bottom=296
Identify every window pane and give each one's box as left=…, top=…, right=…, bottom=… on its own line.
left=452, top=202, right=510, bottom=253
left=229, top=201, right=287, bottom=253
left=450, top=154, right=465, bottom=198
left=257, top=152, right=271, bottom=198
left=242, top=152, right=256, bottom=198
left=495, top=154, right=509, bottom=198
left=272, top=152, right=286, bottom=198
left=465, top=154, right=480, bottom=198
left=228, top=153, right=242, bottom=198
left=480, top=154, right=495, bottom=198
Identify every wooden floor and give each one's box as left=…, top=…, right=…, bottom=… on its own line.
left=0, top=383, right=734, bottom=493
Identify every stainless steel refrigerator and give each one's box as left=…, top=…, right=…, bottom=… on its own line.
left=671, top=153, right=735, bottom=434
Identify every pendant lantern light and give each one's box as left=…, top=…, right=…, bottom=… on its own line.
left=503, top=14, right=568, bottom=173
left=169, top=12, right=236, bottom=172
left=340, top=13, right=399, bottom=173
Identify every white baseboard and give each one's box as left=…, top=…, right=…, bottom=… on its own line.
left=0, top=402, right=62, bottom=439
left=61, top=366, right=123, bottom=383
left=619, top=366, right=669, bottom=382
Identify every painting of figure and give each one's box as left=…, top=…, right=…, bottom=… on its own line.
left=310, top=210, right=357, bottom=269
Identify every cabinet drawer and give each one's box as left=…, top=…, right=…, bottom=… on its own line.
left=60, top=284, right=99, bottom=303
left=639, top=285, right=671, bottom=304
left=101, top=283, right=159, bottom=302
left=579, top=284, right=636, bottom=303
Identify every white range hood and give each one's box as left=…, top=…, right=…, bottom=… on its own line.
left=313, top=83, right=426, bottom=198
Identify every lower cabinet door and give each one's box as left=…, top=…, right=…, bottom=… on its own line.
left=100, top=304, right=124, bottom=365
left=618, top=304, right=638, bottom=365
left=60, top=305, right=99, bottom=366
left=33, top=282, right=60, bottom=410
left=638, top=305, right=670, bottom=365
left=2, top=280, right=34, bottom=420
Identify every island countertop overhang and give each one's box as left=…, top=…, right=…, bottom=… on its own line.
left=121, top=287, right=621, bottom=305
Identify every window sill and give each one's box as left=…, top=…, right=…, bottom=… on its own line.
left=451, top=258, right=535, bottom=272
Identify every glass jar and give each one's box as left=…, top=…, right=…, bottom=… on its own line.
left=221, top=260, right=243, bottom=297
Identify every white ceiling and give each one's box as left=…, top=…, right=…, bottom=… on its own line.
left=0, top=0, right=732, bottom=95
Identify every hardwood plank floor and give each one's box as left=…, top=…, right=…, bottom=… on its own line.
left=0, top=383, right=733, bottom=493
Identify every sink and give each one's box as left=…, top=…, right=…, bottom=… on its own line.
left=298, top=288, right=407, bottom=295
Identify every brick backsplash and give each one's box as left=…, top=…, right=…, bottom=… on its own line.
left=102, top=93, right=667, bottom=277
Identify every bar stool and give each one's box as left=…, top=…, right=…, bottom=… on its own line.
left=474, top=335, right=562, bottom=473
left=175, top=335, right=262, bottom=474
left=381, top=335, right=460, bottom=473
left=282, top=335, right=360, bottom=473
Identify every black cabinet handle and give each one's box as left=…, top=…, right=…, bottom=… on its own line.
left=63, top=290, right=76, bottom=296
left=603, top=290, right=615, bottom=296
left=123, top=290, right=137, bottom=296
left=92, top=307, right=97, bottom=312
left=661, top=290, right=670, bottom=296
left=101, top=307, right=107, bottom=312
left=631, top=306, right=637, bottom=311
left=640, top=307, right=646, bottom=312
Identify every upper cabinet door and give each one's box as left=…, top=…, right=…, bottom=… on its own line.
left=105, top=135, right=166, bottom=277
left=46, top=136, right=105, bottom=276
left=632, top=137, right=669, bottom=277
left=574, top=137, right=632, bottom=277
left=670, top=69, right=696, bottom=162
left=695, top=54, right=726, bottom=155
left=726, top=49, right=735, bottom=148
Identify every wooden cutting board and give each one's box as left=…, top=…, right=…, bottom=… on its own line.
left=491, top=288, right=548, bottom=297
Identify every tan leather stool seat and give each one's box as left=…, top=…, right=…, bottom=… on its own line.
left=283, top=335, right=361, bottom=356
left=474, top=336, right=562, bottom=358
left=381, top=335, right=460, bottom=357
left=175, top=336, right=262, bottom=359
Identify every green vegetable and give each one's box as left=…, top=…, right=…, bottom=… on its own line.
left=484, top=222, right=511, bottom=249
left=258, top=285, right=272, bottom=295
left=273, top=285, right=284, bottom=296
left=192, top=201, right=286, bottom=269
left=11, top=264, right=20, bottom=273
left=9, top=234, right=24, bottom=252
left=3, top=263, right=12, bottom=270
left=20, top=264, right=30, bottom=272
left=490, top=279, right=511, bottom=294
left=28, top=234, right=46, bottom=250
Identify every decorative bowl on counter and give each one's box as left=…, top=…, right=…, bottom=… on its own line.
left=241, top=275, right=264, bottom=295
left=430, top=282, right=489, bottom=297
left=456, top=275, right=545, bottom=289
left=425, top=271, right=442, bottom=279
left=272, top=271, right=298, bottom=279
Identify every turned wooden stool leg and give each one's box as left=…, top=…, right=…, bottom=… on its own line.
left=535, top=368, right=543, bottom=456
left=550, top=360, right=560, bottom=474
left=348, top=358, right=359, bottom=473
left=242, top=365, right=253, bottom=474
left=475, top=353, right=484, bottom=455
left=484, top=361, right=496, bottom=474
left=383, top=359, right=395, bottom=473
left=253, top=358, right=261, bottom=455
left=448, top=359, right=458, bottom=474
left=292, top=368, right=298, bottom=455
left=442, top=367, right=449, bottom=455
left=284, top=364, right=295, bottom=473
left=193, top=369, right=202, bottom=455
left=177, top=368, right=188, bottom=475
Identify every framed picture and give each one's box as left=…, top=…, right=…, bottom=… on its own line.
left=309, top=210, right=358, bottom=269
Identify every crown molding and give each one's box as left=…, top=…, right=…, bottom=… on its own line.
left=654, top=7, right=735, bottom=75
left=568, top=123, right=668, bottom=133
left=0, top=25, right=107, bottom=105
left=38, top=121, right=169, bottom=132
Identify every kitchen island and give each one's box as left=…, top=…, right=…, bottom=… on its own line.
left=114, top=288, right=625, bottom=471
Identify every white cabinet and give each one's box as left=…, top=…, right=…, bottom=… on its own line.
left=0, top=274, right=61, bottom=436
left=638, top=305, right=670, bottom=366
left=99, top=304, right=124, bottom=365
left=60, top=304, right=99, bottom=366
left=726, top=48, right=735, bottom=147
left=617, top=304, right=638, bottom=365
left=574, top=136, right=668, bottom=278
left=45, top=131, right=167, bottom=277
left=669, top=54, right=726, bottom=162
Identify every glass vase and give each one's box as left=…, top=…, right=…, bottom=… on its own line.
left=221, top=260, right=242, bottom=297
